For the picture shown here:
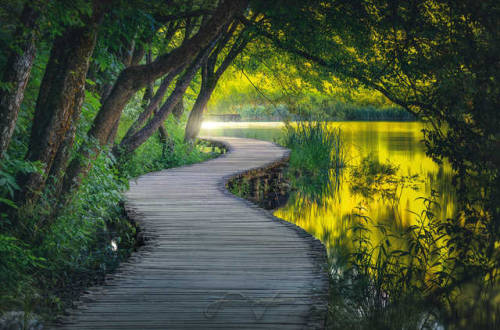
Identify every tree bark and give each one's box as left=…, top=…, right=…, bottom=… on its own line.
left=185, top=86, right=215, bottom=142
left=172, top=98, right=185, bottom=120
left=17, top=2, right=105, bottom=205
left=142, top=49, right=154, bottom=103
left=106, top=118, right=121, bottom=146
left=102, top=37, right=150, bottom=146
left=59, top=0, right=247, bottom=200
left=47, top=89, right=84, bottom=197
left=158, top=123, right=172, bottom=158
left=0, top=3, right=39, bottom=157
left=185, top=58, right=213, bottom=142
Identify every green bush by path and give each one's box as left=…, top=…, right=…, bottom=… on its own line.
left=0, top=148, right=131, bottom=317
left=119, top=117, right=220, bottom=179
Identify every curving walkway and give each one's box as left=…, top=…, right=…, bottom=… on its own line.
left=54, top=137, right=328, bottom=329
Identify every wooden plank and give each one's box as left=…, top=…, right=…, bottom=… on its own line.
left=50, top=137, right=328, bottom=329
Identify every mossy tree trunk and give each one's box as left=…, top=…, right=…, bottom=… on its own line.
left=17, top=1, right=107, bottom=206
left=0, top=2, right=40, bottom=157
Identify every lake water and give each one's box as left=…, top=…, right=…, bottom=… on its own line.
left=201, top=121, right=456, bottom=252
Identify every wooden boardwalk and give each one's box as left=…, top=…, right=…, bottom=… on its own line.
left=54, top=137, right=328, bottom=329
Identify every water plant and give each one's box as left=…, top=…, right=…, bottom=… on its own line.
left=281, top=121, right=345, bottom=209
left=327, top=194, right=447, bottom=329
left=328, top=190, right=499, bottom=329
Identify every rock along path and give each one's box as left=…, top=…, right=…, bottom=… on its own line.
left=54, top=137, right=328, bottom=329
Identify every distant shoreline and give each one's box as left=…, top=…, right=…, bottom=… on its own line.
left=202, top=118, right=421, bottom=123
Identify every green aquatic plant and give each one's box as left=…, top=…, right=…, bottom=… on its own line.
left=281, top=121, right=345, bottom=210
left=327, top=195, right=447, bottom=329
left=328, top=189, right=500, bottom=329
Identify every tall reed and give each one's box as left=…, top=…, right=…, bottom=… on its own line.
left=281, top=121, right=345, bottom=209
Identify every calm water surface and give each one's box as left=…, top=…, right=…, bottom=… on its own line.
left=201, top=121, right=456, bottom=251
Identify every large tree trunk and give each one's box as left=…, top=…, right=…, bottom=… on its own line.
left=47, top=87, right=85, bottom=197
left=185, top=59, right=213, bottom=142
left=119, top=21, right=196, bottom=143
left=185, top=87, right=215, bottom=142
left=59, top=0, right=247, bottom=200
left=103, top=38, right=149, bottom=146
left=17, top=2, right=105, bottom=205
left=0, top=3, right=39, bottom=157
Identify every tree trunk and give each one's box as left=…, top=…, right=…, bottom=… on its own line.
left=102, top=38, right=149, bottom=146
left=47, top=90, right=84, bottom=197
left=88, top=0, right=245, bottom=149
left=185, top=87, right=214, bottom=142
left=100, top=82, right=114, bottom=102
left=141, top=49, right=154, bottom=106
left=0, top=3, right=39, bottom=157
left=158, top=123, right=169, bottom=144
left=172, top=98, right=185, bottom=120
left=158, top=123, right=172, bottom=158
left=17, top=3, right=105, bottom=205
left=119, top=20, right=197, bottom=143
left=106, top=118, right=121, bottom=146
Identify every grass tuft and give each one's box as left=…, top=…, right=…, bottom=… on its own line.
left=281, top=121, right=345, bottom=208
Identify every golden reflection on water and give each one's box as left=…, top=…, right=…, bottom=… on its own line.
left=201, top=121, right=456, bottom=252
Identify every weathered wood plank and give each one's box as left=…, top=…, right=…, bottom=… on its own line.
left=50, top=137, right=328, bottom=329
